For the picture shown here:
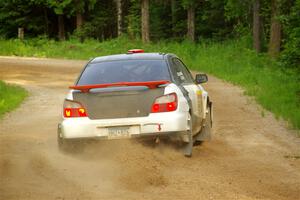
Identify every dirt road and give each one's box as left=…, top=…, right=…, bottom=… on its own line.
left=0, top=56, right=299, bottom=200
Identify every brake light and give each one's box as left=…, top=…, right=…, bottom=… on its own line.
left=127, top=49, right=144, bottom=53
left=151, top=93, right=178, bottom=113
left=63, top=99, right=87, bottom=118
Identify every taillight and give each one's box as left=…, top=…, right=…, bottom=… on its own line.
left=63, top=99, right=87, bottom=118
left=151, top=93, right=178, bottom=113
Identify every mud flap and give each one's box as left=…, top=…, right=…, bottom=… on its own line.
left=195, top=102, right=212, bottom=142
left=183, top=113, right=193, bottom=157
left=177, top=85, right=194, bottom=157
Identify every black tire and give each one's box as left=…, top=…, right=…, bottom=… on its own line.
left=57, top=134, right=71, bottom=152
left=193, top=104, right=212, bottom=144
left=57, top=134, right=64, bottom=150
left=208, top=102, right=213, bottom=128
left=57, top=133, right=84, bottom=153
left=206, top=105, right=212, bottom=133
left=193, top=140, right=203, bottom=146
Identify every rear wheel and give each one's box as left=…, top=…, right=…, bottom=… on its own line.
left=194, top=103, right=212, bottom=143
left=57, top=134, right=64, bottom=150
left=57, top=132, right=84, bottom=153
left=57, top=133, right=70, bottom=152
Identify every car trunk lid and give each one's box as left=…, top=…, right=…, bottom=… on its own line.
left=72, top=86, right=165, bottom=120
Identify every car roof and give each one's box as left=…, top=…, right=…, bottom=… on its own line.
left=90, top=53, right=168, bottom=63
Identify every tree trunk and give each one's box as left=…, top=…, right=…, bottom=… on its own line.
left=253, top=0, right=261, bottom=53
left=76, top=12, right=83, bottom=29
left=171, top=0, right=177, bottom=37
left=187, top=5, right=195, bottom=42
left=58, top=14, right=65, bottom=41
left=43, top=7, right=49, bottom=36
left=18, top=27, right=24, bottom=40
left=268, top=0, right=282, bottom=57
left=116, top=0, right=123, bottom=36
left=76, top=12, right=84, bottom=42
left=141, top=0, right=150, bottom=43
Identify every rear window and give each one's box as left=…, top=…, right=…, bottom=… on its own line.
left=77, top=60, right=171, bottom=85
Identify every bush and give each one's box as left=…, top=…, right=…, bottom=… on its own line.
left=0, top=81, right=27, bottom=118
left=280, top=0, right=300, bottom=70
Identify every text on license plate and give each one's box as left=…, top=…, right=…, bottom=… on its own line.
left=108, top=126, right=131, bottom=139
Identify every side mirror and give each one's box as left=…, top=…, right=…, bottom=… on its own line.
left=195, top=74, right=208, bottom=84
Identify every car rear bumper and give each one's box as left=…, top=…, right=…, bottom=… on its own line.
left=58, top=111, right=189, bottom=140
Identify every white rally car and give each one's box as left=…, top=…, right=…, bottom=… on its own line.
left=58, top=49, right=213, bottom=156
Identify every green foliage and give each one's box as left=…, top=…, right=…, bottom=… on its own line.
left=0, top=80, right=27, bottom=118
left=197, top=0, right=233, bottom=40
left=47, top=0, right=96, bottom=16
left=150, top=1, right=172, bottom=40
left=189, top=39, right=300, bottom=129
left=181, top=0, right=196, bottom=8
left=47, top=0, right=72, bottom=15
left=74, top=0, right=116, bottom=41
left=0, top=37, right=299, bottom=129
left=0, top=0, right=49, bottom=38
left=0, top=0, right=254, bottom=41
left=224, top=0, right=252, bottom=37
left=126, top=0, right=141, bottom=39
left=280, top=0, right=300, bottom=69
left=0, top=0, right=299, bottom=128
left=170, top=0, right=186, bottom=39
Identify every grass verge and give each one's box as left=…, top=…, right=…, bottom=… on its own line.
left=0, top=81, right=27, bottom=118
left=0, top=37, right=299, bottom=129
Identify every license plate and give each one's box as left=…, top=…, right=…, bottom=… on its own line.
left=108, top=126, right=131, bottom=139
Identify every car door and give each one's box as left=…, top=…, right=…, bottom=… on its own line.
left=171, top=57, right=203, bottom=134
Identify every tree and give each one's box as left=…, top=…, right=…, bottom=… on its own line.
left=149, top=1, right=173, bottom=40
left=182, top=0, right=197, bottom=41
left=115, top=0, right=123, bottom=36
left=126, top=0, right=141, bottom=39
left=280, top=0, right=300, bottom=69
left=171, top=0, right=177, bottom=36
left=47, top=0, right=72, bottom=40
left=0, top=0, right=49, bottom=38
left=141, top=0, right=150, bottom=42
left=224, top=0, right=252, bottom=36
left=268, top=0, right=282, bottom=57
left=253, top=0, right=261, bottom=52
left=187, top=4, right=195, bottom=41
left=57, top=14, right=65, bottom=40
left=74, top=0, right=84, bottom=29
left=73, top=0, right=96, bottom=41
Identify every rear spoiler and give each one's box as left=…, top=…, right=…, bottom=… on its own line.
left=69, top=80, right=170, bottom=93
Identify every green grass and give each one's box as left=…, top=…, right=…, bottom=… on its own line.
left=0, top=81, right=27, bottom=118
left=0, top=36, right=299, bottom=130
